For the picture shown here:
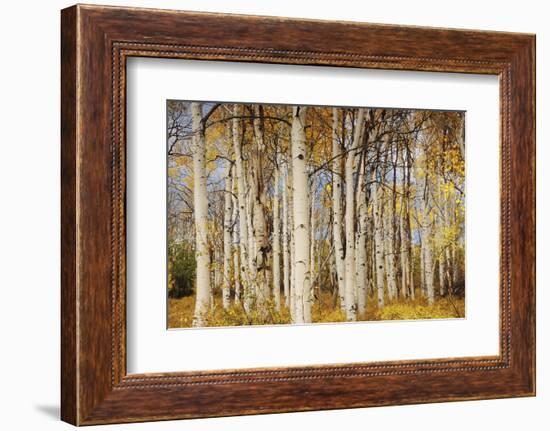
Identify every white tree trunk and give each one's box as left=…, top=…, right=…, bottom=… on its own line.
left=222, top=161, right=233, bottom=309
left=399, top=203, right=410, bottom=299
left=444, top=193, right=453, bottom=295
left=282, top=165, right=291, bottom=308
left=304, top=175, right=316, bottom=322
left=232, top=105, right=252, bottom=313
left=291, top=106, right=310, bottom=324
left=445, top=245, right=453, bottom=295
left=246, top=190, right=256, bottom=286
left=383, top=191, right=398, bottom=300
left=420, top=235, right=426, bottom=297
left=421, top=173, right=435, bottom=305
left=331, top=108, right=346, bottom=310
left=356, top=155, right=368, bottom=316
left=371, top=170, right=385, bottom=308
left=400, top=150, right=414, bottom=300
left=344, top=138, right=356, bottom=319
left=343, top=108, right=364, bottom=320
left=233, top=242, right=240, bottom=304
left=451, top=244, right=457, bottom=294
left=231, top=173, right=241, bottom=304
left=252, top=106, right=270, bottom=307
left=437, top=176, right=447, bottom=297
left=272, top=162, right=282, bottom=310
left=406, top=168, right=415, bottom=300
left=451, top=195, right=459, bottom=294
left=191, top=103, right=211, bottom=326
left=288, top=160, right=296, bottom=322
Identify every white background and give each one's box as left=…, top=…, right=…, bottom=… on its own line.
left=127, top=59, right=499, bottom=373
left=0, top=0, right=547, bottom=430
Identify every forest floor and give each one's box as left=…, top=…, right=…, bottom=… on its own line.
left=168, top=291, right=465, bottom=328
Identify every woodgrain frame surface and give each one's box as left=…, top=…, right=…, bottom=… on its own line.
left=61, top=4, right=535, bottom=425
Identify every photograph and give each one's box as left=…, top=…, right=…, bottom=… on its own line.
left=167, top=101, right=466, bottom=328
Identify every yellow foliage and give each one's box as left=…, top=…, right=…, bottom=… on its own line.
left=168, top=167, right=180, bottom=178
left=375, top=297, right=464, bottom=321
left=168, top=291, right=465, bottom=328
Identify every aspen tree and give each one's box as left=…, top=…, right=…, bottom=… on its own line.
left=252, top=106, right=270, bottom=307
left=282, top=164, right=291, bottom=307
left=291, top=106, right=310, bottom=324
left=272, top=159, right=282, bottom=310
left=331, top=108, right=346, bottom=309
left=356, top=152, right=368, bottom=315
left=421, top=170, right=435, bottom=305
left=343, top=108, right=365, bottom=320
left=232, top=105, right=252, bottom=312
left=191, top=102, right=211, bottom=326
left=222, top=161, right=233, bottom=309
left=372, top=169, right=386, bottom=308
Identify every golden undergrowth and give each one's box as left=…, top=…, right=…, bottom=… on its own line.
left=167, top=291, right=465, bottom=329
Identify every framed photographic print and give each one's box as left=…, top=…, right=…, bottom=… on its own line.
left=61, top=4, right=535, bottom=425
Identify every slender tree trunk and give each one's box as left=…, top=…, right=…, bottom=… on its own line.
left=445, top=245, right=452, bottom=294
left=233, top=243, right=240, bottom=304
left=232, top=105, right=252, bottom=313
left=415, top=164, right=426, bottom=299
left=409, top=235, right=415, bottom=299
left=452, top=195, right=460, bottom=294
left=344, top=128, right=356, bottom=320
left=421, top=171, right=435, bottom=305
left=343, top=108, right=365, bottom=320
left=444, top=194, right=453, bottom=295
left=331, top=108, right=346, bottom=310
left=211, top=249, right=217, bottom=305
left=458, top=115, right=465, bottom=160
left=405, top=148, right=415, bottom=299
left=309, top=178, right=316, bottom=282
left=251, top=106, right=270, bottom=307
left=399, top=153, right=413, bottom=298
left=399, top=200, right=410, bottom=300
left=420, top=235, right=426, bottom=297
left=231, top=173, right=241, bottom=304
left=390, top=144, right=399, bottom=299
left=272, top=161, right=281, bottom=310
left=282, top=165, right=291, bottom=308
left=367, top=209, right=375, bottom=297
left=304, top=175, right=316, bottom=322
left=451, top=246, right=457, bottom=295
left=356, top=154, right=368, bottom=316
left=438, top=251, right=446, bottom=297
left=289, top=161, right=296, bottom=322
left=383, top=144, right=398, bottom=301
left=246, top=189, right=256, bottom=287
left=222, top=161, right=233, bottom=309
left=291, top=106, right=310, bottom=324
left=383, top=193, right=397, bottom=300
left=437, top=175, right=446, bottom=297
left=372, top=170, right=385, bottom=308
left=191, top=103, right=211, bottom=326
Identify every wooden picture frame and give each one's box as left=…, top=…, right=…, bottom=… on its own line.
left=61, top=4, right=535, bottom=425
